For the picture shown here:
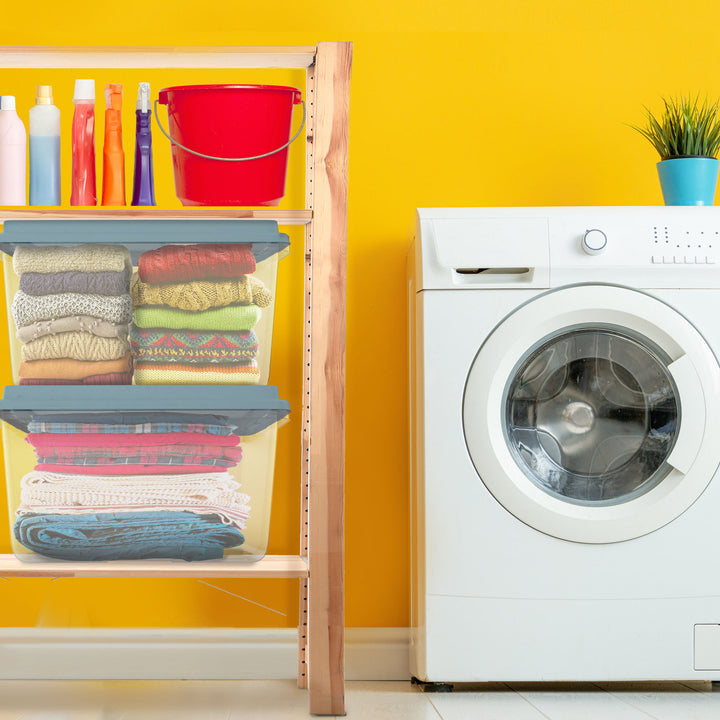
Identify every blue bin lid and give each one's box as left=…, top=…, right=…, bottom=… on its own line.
left=0, top=385, right=290, bottom=435
left=0, top=220, right=290, bottom=264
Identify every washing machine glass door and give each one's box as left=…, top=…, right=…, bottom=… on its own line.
left=463, top=285, right=720, bottom=543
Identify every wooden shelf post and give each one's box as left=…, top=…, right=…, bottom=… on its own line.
left=304, top=41, right=352, bottom=717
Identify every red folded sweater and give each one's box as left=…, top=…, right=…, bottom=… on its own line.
left=137, top=244, right=257, bottom=283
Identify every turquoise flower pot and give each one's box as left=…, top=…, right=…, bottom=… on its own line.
left=657, top=157, right=720, bottom=206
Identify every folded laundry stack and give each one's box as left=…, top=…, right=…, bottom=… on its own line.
left=11, top=245, right=133, bottom=385
left=13, top=412, right=251, bottom=561
left=130, top=243, right=272, bottom=384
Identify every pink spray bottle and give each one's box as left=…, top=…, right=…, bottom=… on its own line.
left=70, top=79, right=97, bottom=206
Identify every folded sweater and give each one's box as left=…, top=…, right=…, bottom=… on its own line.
left=16, top=316, right=129, bottom=343
left=129, top=326, right=258, bottom=363
left=12, top=290, right=133, bottom=327
left=13, top=244, right=131, bottom=275
left=19, top=373, right=133, bottom=386
left=133, top=304, right=260, bottom=332
left=20, top=270, right=131, bottom=297
left=21, top=332, right=130, bottom=362
left=137, top=243, right=256, bottom=283
left=131, top=273, right=271, bottom=311
left=134, top=360, right=260, bottom=385
left=18, top=353, right=133, bottom=381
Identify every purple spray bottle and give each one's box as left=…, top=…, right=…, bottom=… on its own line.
left=131, top=82, right=156, bottom=206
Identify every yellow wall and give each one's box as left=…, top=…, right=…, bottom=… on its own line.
left=0, top=0, right=717, bottom=629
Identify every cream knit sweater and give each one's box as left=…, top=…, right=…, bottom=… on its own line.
left=13, top=244, right=132, bottom=275
left=12, top=290, right=133, bottom=327
left=21, top=332, right=130, bottom=362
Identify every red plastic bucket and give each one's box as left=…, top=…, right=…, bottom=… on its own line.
left=156, top=84, right=303, bottom=207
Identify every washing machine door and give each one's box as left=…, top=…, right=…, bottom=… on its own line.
left=463, top=285, right=720, bottom=543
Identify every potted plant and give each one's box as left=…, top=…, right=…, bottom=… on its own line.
left=633, top=95, right=720, bottom=205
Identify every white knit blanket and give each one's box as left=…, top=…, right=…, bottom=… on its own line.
left=13, top=244, right=132, bottom=275
left=17, top=471, right=251, bottom=530
left=12, top=290, right=133, bottom=328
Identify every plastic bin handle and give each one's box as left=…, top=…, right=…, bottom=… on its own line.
left=153, top=99, right=306, bottom=162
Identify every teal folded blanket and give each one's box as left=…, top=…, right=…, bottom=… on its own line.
left=133, top=304, right=261, bottom=331
left=14, top=511, right=245, bottom=561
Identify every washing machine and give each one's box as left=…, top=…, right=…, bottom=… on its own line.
left=409, top=207, right=720, bottom=683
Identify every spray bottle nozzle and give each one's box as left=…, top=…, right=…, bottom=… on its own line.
left=105, top=83, right=123, bottom=110
left=137, top=83, right=151, bottom=113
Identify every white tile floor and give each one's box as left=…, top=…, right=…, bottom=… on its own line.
left=0, top=680, right=719, bottom=719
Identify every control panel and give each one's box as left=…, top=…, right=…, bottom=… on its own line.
left=651, top=224, right=718, bottom=264
left=417, top=207, right=720, bottom=291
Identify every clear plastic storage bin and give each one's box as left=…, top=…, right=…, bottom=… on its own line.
left=0, top=385, right=290, bottom=563
left=1, top=220, right=289, bottom=386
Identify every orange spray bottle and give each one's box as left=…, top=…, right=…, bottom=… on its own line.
left=101, top=83, right=126, bottom=206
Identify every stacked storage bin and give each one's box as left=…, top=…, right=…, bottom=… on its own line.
left=0, top=386, right=289, bottom=561
left=130, top=243, right=273, bottom=385
left=9, top=244, right=133, bottom=385
left=0, top=220, right=291, bottom=563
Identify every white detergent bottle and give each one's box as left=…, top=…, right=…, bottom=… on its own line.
left=29, top=85, right=60, bottom=206
left=0, top=95, right=27, bottom=205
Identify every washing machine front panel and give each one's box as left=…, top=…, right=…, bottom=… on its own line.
left=463, top=284, right=720, bottom=544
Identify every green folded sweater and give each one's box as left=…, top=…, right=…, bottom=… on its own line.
left=133, top=304, right=261, bottom=331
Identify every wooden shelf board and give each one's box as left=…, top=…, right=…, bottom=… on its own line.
left=0, top=46, right=316, bottom=69
left=0, top=554, right=308, bottom=578
left=0, top=208, right=312, bottom=225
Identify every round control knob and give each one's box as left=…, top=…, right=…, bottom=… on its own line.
left=582, top=229, right=607, bottom=255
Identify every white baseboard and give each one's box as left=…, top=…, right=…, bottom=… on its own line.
left=0, top=627, right=410, bottom=681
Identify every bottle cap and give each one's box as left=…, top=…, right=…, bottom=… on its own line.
left=73, top=79, right=95, bottom=102
left=1, top=96, right=16, bottom=111
left=35, top=85, right=53, bottom=105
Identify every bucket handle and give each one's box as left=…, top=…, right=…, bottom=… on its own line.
left=153, top=99, right=306, bottom=162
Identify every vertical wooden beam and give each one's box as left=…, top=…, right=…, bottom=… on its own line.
left=298, top=53, right=317, bottom=692
left=307, top=40, right=352, bottom=716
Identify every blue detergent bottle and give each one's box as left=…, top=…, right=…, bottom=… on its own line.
left=29, top=85, right=61, bottom=206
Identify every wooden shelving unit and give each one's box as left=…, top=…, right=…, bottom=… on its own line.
left=0, top=42, right=351, bottom=716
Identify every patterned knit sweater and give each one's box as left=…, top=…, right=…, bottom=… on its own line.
left=129, top=326, right=258, bottom=363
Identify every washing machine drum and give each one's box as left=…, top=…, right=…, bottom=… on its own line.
left=463, top=285, right=720, bottom=544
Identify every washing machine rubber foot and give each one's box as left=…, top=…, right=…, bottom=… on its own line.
left=411, top=677, right=455, bottom=693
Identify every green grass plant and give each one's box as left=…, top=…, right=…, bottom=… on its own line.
left=632, top=95, right=720, bottom=160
